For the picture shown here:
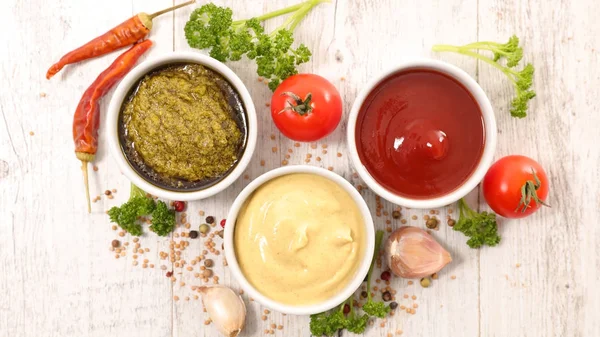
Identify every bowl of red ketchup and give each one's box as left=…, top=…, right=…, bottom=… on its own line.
left=347, top=59, right=497, bottom=208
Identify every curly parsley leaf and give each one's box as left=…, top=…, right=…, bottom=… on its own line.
left=185, top=1, right=327, bottom=91
left=454, top=198, right=501, bottom=248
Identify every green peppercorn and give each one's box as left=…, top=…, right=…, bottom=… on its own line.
left=199, top=224, right=210, bottom=234
left=420, top=277, right=431, bottom=288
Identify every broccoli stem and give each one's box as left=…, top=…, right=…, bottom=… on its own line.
left=366, top=230, right=385, bottom=302
left=431, top=45, right=520, bottom=85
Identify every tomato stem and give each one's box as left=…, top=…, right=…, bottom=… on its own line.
left=279, top=91, right=313, bottom=116
left=515, top=168, right=550, bottom=213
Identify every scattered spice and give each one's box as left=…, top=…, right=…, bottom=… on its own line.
left=389, top=301, right=398, bottom=310
left=431, top=273, right=438, bottom=279
left=204, top=259, right=214, bottom=268
left=220, top=219, right=226, bottom=228
left=392, top=210, right=401, bottom=219
left=451, top=275, right=457, bottom=280
left=380, top=270, right=391, bottom=281
left=189, top=230, right=199, bottom=239
left=199, top=224, right=210, bottom=234
left=111, top=239, right=120, bottom=248
left=426, top=218, right=439, bottom=229
left=382, top=291, right=392, bottom=302
left=173, top=201, right=186, bottom=212
left=448, top=219, right=456, bottom=227
left=420, top=277, right=431, bottom=288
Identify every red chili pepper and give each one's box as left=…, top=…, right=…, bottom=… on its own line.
left=74, top=40, right=153, bottom=212
left=46, top=0, right=195, bottom=79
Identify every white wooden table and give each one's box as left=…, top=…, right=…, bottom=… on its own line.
left=1, top=0, right=599, bottom=336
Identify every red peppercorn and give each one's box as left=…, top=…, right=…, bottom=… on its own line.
left=220, top=219, right=226, bottom=228
left=173, top=201, right=186, bottom=212
left=380, top=270, right=391, bottom=281
left=166, top=271, right=173, bottom=278
left=343, top=303, right=350, bottom=314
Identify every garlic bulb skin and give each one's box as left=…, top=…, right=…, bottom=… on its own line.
left=384, top=226, right=452, bottom=278
left=199, top=285, right=246, bottom=337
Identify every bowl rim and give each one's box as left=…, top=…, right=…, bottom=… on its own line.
left=346, top=58, right=497, bottom=209
left=224, top=165, right=375, bottom=315
left=106, top=51, right=257, bottom=201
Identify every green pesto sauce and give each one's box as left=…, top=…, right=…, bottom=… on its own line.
left=121, top=64, right=243, bottom=183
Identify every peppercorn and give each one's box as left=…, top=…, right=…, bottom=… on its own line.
left=343, top=304, right=350, bottom=314
left=361, top=291, right=368, bottom=298
left=189, top=230, right=199, bottom=239
left=382, top=291, right=392, bottom=302
left=220, top=219, right=226, bottom=228
left=380, top=270, right=391, bottom=281
left=216, top=230, right=224, bottom=238
left=420, top=277, right=431, bottom=288
left=205, top=216, right=215, bottom=224
left=203, top=269, right=213, bottom=278
left=448, top=219, right=456, bottom=227
left=166, top=271, right=173, bottom=278
left=173, top=201, right=186, bottom=212
left=392, top=210, right=401, bottom=219
left=199, top=224, right=210, bottom=234
left=204, top=259, right=214, bottom=268
left=426, top=218, right=439, bottom=229
left=111, top=239, right=120, bottom=248
left=104, top=190, right=112, bottom=196
left=389, top=301, right=398, bottom=310
left=431, top=273, right=438, bottom=280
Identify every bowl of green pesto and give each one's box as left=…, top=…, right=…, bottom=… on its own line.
left=107, top=52, right=257, bottom=201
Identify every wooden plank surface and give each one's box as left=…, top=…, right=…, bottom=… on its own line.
left=0, top=0, right=598, bottom=336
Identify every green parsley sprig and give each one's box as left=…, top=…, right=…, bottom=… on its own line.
left=432, top=35, right=536, bottom=118
left=108, top=184, right=175, bottom=237
left=184, top=0, right=329, bottom=91
left=309, top=230, right=389, bottom=336
left=453, top=198, right=501, bottom=248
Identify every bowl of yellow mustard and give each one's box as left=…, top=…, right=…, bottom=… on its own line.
left=224, top=165, right=375, bottom=315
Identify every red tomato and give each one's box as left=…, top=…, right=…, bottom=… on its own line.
left=482, top=155, right=550, bottom=218
left=271, top=74, right=342, bottom=142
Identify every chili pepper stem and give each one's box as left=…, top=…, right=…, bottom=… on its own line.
left=76, top=152, right=95, bottom=213
left=148, top=0, right=196, bottom=20
left=81, top=160, right=91, bottom=213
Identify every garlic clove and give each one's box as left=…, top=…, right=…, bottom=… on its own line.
left=199, top=285, right=246, bottom=337
left=384, top=226, right=452, bottom=279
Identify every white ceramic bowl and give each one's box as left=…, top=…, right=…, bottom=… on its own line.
left=347, top=59, right=497, bottom=209
left=224, top=165, right=375, bottom=315
left=107, top=52, right=257, bottom=201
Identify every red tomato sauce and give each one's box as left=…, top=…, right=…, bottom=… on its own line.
left=355, top=69, right=485, bottom=199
